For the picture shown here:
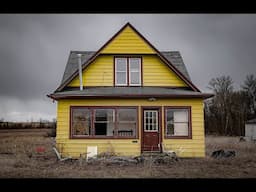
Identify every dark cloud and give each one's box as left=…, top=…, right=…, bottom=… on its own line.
left=0, top=14, right=256, bottom=121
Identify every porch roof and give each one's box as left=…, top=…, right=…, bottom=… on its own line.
left=48, top=87, right=213, bottom=100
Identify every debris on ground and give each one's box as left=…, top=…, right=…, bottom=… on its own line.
left=151, top=152, right=179, bottom=164
left=86, top=152, right=179, bottom=166
left=239, top=137, right=246, bottom=142
left=211, top=149, right=236, bottom=159
left=52, top=147, right=72, bottom=162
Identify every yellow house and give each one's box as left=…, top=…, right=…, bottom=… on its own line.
left=48, top=22, right=213, bottom=158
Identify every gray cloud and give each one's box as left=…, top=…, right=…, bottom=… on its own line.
left=0, top=14, right=256, bottom=121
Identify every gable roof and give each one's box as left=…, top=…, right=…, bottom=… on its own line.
left=55, top=22, right=200, bottom=92
left=60, top=50, right=191, bottom=86
left=61, top=51, right=95, bottom=85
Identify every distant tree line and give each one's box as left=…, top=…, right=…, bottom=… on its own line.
left=205, top=74, right=256, bottom=136
left=0, top=118, right=56, bottom=129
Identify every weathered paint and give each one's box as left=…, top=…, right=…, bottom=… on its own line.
left=68, top=55, right=187, bottom=87
left=101, top=25, right=155, bottom=54
left=56, top=98, right=205, bottom=158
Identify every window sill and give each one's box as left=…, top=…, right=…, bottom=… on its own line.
left=70, top=136, right=138, bottom=139
left=164, top=135, right=192, bottom=139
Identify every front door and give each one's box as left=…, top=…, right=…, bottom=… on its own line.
left=142, top=109, right=160, bottom=151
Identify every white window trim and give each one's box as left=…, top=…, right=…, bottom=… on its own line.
left=115, top=58, right=128, bottom=86
left=144, top=110, right=158, bottom=132
left=129, top=58, right=141, bottom=86
left=115, top=57, right=142, bottom=86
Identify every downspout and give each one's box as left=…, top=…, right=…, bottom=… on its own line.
left=77, top=54, right=83, bottom=91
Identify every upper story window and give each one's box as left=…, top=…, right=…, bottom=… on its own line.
left=115, top=57, right=141, bottom=86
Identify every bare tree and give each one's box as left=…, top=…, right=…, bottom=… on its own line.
left=207, top=76, right=234, bottom=135
left=241, top=74, right=256, bottom=118
left=205, top=75, right=251, bottom=136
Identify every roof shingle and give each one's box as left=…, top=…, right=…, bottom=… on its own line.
left=49, top=87, right=213, bottom=100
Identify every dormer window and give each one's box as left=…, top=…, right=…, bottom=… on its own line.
left=115, top=57, right=142, bottom=86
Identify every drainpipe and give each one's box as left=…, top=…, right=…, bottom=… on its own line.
left=77, top=53, right=83, bottom=91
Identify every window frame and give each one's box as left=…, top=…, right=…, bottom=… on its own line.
left=114, top=57, right=128, bottom=86
left=128, top=57, right=142, bottom=86
left=144, top=110, right=159, bottom=132
left=70, top=106, right=139, bottom=139
left=164, top=106, right=192, bottom=139
left=114, top=56, right=142, bottom=87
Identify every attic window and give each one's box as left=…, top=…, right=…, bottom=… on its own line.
left=115, top=57, right=141, bottom=86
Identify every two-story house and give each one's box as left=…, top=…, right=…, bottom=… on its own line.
left=48, top=22, right=213, bottom=158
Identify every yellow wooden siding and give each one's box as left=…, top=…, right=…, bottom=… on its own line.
left=68, top=55, right=188, bottom=87
left=68, top=55, right=113, bottom=87
left=101, top=26, right=155, bottom=54
left=56, top=98, right=205, bottom=158
left=143, top=55, right=187, bottom=87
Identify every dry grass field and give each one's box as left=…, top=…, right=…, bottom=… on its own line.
left=0, top=129, right=256, bottom=178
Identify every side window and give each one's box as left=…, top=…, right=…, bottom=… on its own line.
left=165, top=108, right=191, bottom=138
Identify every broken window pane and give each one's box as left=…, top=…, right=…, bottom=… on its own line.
left=94, top=109, right=114, bottom=136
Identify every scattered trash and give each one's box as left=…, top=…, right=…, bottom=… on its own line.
left=211, top=149, right=236, bottom=159
left=134, top=155, right=145, bottom=163
left=239, top=137, right=246, bottom=142
left=36, top=146, right=46, bottom=153
left=152, top=152, right=178, bottom=164
left=52, top=147, right=72, bottom=162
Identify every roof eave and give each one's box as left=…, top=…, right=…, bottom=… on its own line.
left=48, top=93, right=214, bottom=101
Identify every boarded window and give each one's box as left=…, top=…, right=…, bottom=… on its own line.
left=166, top=108, right=189, bottom=137
left=72, top=108, right=91, bottom=136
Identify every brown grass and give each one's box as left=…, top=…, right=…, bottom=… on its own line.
left=0, top=133, right=256, bottom=178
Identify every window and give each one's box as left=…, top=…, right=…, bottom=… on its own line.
left=94, top=109, right=114, bottom=136
left=117, top=108, right=137, bottom=137
left=71, top=107, right=138, bottom=138
left=165, top=107, right=191, bottom=138
left=72, top=108, right=91, bottom=136
left=129, top=58, right=141, bottom=86
left=144, top=110, right=158, bottom=132
left=115, top=58, right=127, bottom=85
left=115, top=57, right=141, bottom=86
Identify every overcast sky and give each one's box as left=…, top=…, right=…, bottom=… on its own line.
left=0, top=14, right=256, bottom=122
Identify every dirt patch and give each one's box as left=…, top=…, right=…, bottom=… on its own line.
left=0, top=133, right=256, bottom=178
